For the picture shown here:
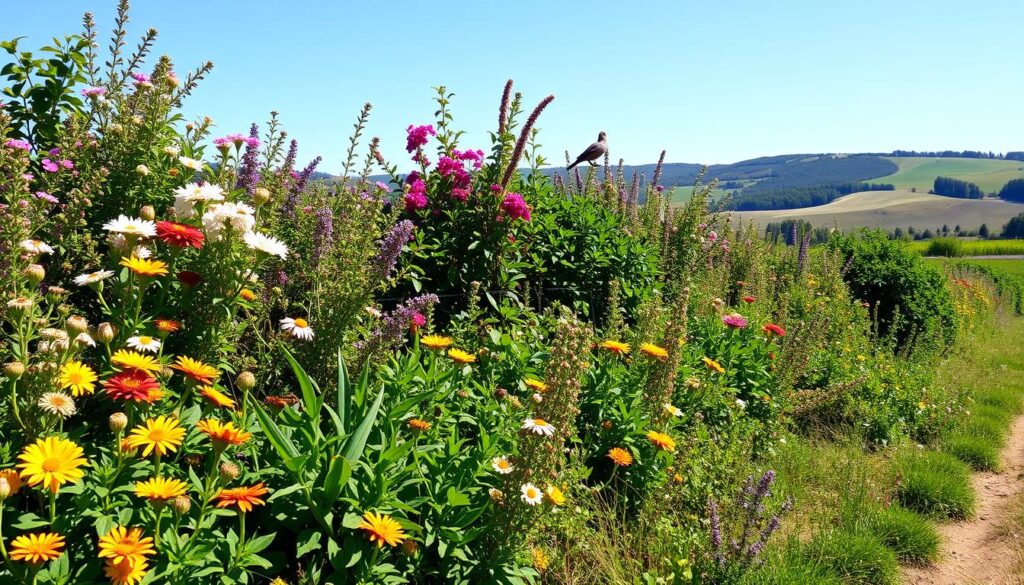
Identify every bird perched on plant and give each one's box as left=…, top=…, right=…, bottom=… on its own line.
left=567, top=131, right=607, bottom=170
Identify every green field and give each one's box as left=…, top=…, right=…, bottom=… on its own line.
left=909, top=239, right=1024, bottom=257
left=926, top=257, right=1024, bottom=275
left=878, top=157, right=1024, bottom=194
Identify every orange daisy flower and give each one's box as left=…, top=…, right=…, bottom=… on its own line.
left=170, top=355, right=219, bottom=385
left=215, top=483, right=269, bottom=512
left=196, top=419, right=251, bottom=447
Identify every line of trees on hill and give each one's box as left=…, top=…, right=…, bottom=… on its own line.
left=726, top=182, right=894, bottom=211
left=763, top=219, right=832, bottom=245
left=1002, top=214, right=1024, bottom=238
left=999, top=179, right=1024, bottom=202
left=932, top=176, right=984, bottom=199
left=888, top=150, right=1009, bottom=159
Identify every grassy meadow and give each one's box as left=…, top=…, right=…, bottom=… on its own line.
left=878, top=157, right=1024, bottom=194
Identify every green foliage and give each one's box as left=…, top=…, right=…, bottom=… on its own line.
left=944, top=431, right=1001, bottom=471
left=925, top=237, right=964, bottom=257
left=862, top=505, right=940, bottom=564
left=895, top=450, right=975, bottom=519
left=805, top=530, right=900, bottom=585
left=739, top=540, right=843, bottom=585
left=831, top=230, right=958, bottom=348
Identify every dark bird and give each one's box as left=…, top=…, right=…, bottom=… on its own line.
left=567, top=131, right=607, bottom=170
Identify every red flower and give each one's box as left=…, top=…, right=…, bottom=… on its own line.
left=104, top=370, right=162, bottom=403
left=177, top=271, right=202, bottom=287
left=762, top=323, right=786, bottom=337
left=742, top=295, right=756, bottom=304
left=156, top=221, right=204, bottom=248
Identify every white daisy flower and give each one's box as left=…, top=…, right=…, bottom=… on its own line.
left=126, top=335, right=161, bottom=353
left=520, top=483, right=543, bottom=506
left=488, top=488, right=504, bottom=501
left=7, top=297, right=33, bottom=310
left=102, top=214, right=157, bottom=238
left=178, top=156, right=203, bottom=170
left=491, top=456, right=514, bottom=475
left=663, top=404, right=683, bottom=417
left=74, top=332, right=96, bottom=347
left=73, top=270, right=114, bottom=287
left=38, top=392, right=76, bottom=418
left=163, top=145, right=180, bottom=157
left=202, top=202, right=255, bottom=239
left=280, top=317, right=314, bottom=341
left=244, top=231, right=289, bottom=259
left=20, top=239, right=54, bottom=255
left=522, top=417, right=556, bottom=437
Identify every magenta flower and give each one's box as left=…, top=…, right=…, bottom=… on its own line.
left=500, top=192, right=531, bottom=222
left=722, top=313, right=749, bottom=329
left=34, top=191, right=58, bottom=204
left=41, top=159, right=59, bottom=173
left=451, top=188, right=470, bottom=202
left=4, top=139, right=30, bottom=151
left=131, top=72, right=151, bottom=83
left=375, top=181, right=390, bottom=192
left=454, top=148, right=485, bottom=169
left=405, top=124, right=436, bottom=153
left=81, top=86, right=106, bottom=97
left=655, top=185, right=665, bottom=192
left=60, top=159, right=73, bottom=169
left=404, top=178, right=428, bottom=212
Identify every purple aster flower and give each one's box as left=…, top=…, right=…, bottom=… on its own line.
left=312, top=207, right=334, bottom=265
left=236, top=123, right=261, bottom=195
left=81, top=86, right=106, bottom=97
left=4, top=139, right=30, bottom=151
left=41, top=159, right=59, bottom=173
left=722, top=313, right=749, bottom=329
left=34, top=191, right=58, bottom=204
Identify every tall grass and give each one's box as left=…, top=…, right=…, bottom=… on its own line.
left=913, top=238, right=1024, bottom=257
left=896, top=450, right=975, bottom=519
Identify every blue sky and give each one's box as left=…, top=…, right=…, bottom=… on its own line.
left=4, top=1, right=1023, bottom=171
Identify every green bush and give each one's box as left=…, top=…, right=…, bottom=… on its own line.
left=863, top=505, right=940, bottom=564
left=945, top=431, right=1001, bottom=471
left=806, top=530, right=900, bottom=585
left=831, top=230, right=958, bottom=348
left=926, top=237, right=964, bottom=257
left=896, top=450, right=975, bottom=519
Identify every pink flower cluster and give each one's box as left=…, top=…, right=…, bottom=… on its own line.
left=4, top=139, right=30, bottom=151
left=81, top=86, right=106, bottom=98
left=453, top=148, right=485, bottom=170
left=213, top=133, right=260, bottom=149
left=405, top=124, right=436, bottom=153
left=41, top=158, right=73, bottom=173
left=437, top=156, right=472, bottom=201
left=404, top=172, right=428, bottom=212
left=721, top=313, right=749, bottom=329
left=131, top=72, right=151, bottom=86
left=499, top=192, right=531, bottom=222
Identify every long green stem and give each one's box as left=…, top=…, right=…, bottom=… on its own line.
left=48, top=491, right=56, bottom=525
left=154, top=506, right=163, bottom=547
left=8, top=380, right=25, bottom=431
left=0, top=505, right=8, bottom=564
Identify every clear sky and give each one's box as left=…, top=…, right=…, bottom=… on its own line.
left=4, top=1, right=1023, bottom=171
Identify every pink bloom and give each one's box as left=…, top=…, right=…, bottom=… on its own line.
left=22, top=173, right=34, bottom=181
left=60, top=159, right=73, bottom=169
left=81, top=86, right=106, bottom=97
left=454, top=148, right=485, bottom=169
left=721, top=313, right=749, bottom=329
left=4, top=139, right=30, bottom=151
left=131, top=72, right=151, bottom=83
left=451, top=188, right=470, bottom=202
left=375, top=181, right=390, bottom=192
left=41, top=159, right=59, bottom=173
left=500, top=192, right=531, bottom=222
left=35, top=191, right=58, bottom=204
left=490, top=184, right=503, bottom=194
left=655, top=185, right=664, bottom=192
left=410, top=312, right=426, bottom=332
left=405, top=124, right=436, bottom=153
left=707, top=230, right=718, bottom=242
left=404, top=177, right=428, bottom=212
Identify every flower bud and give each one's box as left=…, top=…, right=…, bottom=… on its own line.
left=109, top=412, right=128, bottom=432
left=97, top=322, right=116, bottom=343
left=65, top=315, right=89, bottom=335
left=236, top=371, right=256, bottom=392
left=493, top=388, right=508, bottom=400
left=136, top=164, right=150, bottom=177
left=3, top=362, right=25, bottom=379
left=172, top=494, right=192, bottom=515
left=0, top=478, right=10, bottom=500
left=219, top=461, right=241, bottom=482
left=253, top=187, right=271, bottom=205
left=24, top=264, right=45, bottom=285
left=139, top=205, right=155, bottom=220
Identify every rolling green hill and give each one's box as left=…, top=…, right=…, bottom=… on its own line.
left=877, top=157, right=1024, bottom=194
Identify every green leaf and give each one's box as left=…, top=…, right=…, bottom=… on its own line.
left=249, top=396, right=302, bottom=469
left=13, top=512, right=49, bottom=530
left=321, top=455, right=352, bottom=507
left=296, top=529, right=322, bottom=558
left=341, top=384, right=385, bottom=462
left=282, top=347, right=322, bottom=428
left=446, top=487, right=470, bottom=507
left=336, top=349, right=348, bottom=433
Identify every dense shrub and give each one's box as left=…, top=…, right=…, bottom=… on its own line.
left=932, top=176, right=984, bottom=199
left=999, top=178, right=1024, bottom=202
left=831, top=230, right=958, bottom=348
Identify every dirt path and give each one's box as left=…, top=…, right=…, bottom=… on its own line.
left=903, top=415, right=1024, bottom=585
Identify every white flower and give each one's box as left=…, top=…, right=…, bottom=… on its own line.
left=202, top=202, right=255, bottom=239
left=522, top=417, right=555, bottom=437
left=364, top=306, right=382, bottom=318
left=663, top=404, right=682, bottom=417
left=163, top=145, right=180, bottom=157
left=280, top=317, right=314, bottom=341
left=173, top=183, right=224, bottom=203
left=74, top=332, right=96, bottom=347
left=126, top=335, right=161, bottom=353
left=133, top=246, right=152, bottom=259
left=735, top=399, right=747, bottom=409
left=173, top=196, right=195, bottom=219
left=244, top=231, right=289, bottom=260
left=38, top=392, right=76, bottom=418
left=531, top=393, right=543, bottom=404
left=488, top=488, right=504, bottom=501
left=20, top=239, right=54, bottom=255
left=103, top=215, right=157, bottom=238
left=520, top=483, right=543, bottom=506
left=178, top=156, right=203, bottom=170
left=74, top=270, right=114, bottom=287
left=491, top=456, right=514, bottom=475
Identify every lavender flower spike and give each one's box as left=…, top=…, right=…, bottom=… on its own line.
left=372, top=220, right=415, bottom=283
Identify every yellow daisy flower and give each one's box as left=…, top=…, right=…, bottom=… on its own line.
left=357, top=511, right=407, bottom=548
left=17, top=436, right=86, bottom=493
left=98, top=526, right=155, bottom=569
left=119, top=255, right=168, bottom=277
left=447, top=348, right=476, bottom=364
left=111, top=350, right=162, bottom=375
left=639, top=343, right=669, bottom=361
left=134, top=476, right=189, bottom=502
left=10, top=532, right=64, bottom=563
left=199, top=385, right=236, bottom=408
left=58, top=360, right=97, bottom=396
left=127, top=416, right=185, bottom=457
left=420, top=335, right=453, bottom=351
left=598, top=340, right=631, bottom=355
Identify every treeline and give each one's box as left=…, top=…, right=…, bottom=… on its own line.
left=727, top=182, right=894, bottom=211
left=999, top=179, right=1024, bottom=202
left=932, top=176, right=984, bottom=199
left=888, top=150, right=1008, bottom=159
left=1007, top=152, right=1024, bottom=162
left=764, top=219, right=832, bottom=245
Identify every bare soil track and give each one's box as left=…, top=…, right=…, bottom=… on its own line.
left=903, top=415, right=1024, bottom=585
